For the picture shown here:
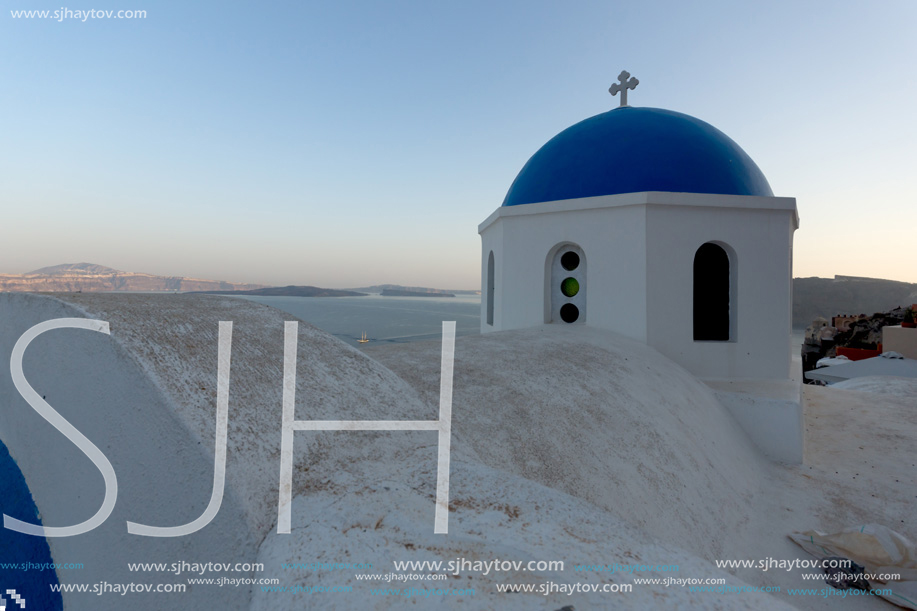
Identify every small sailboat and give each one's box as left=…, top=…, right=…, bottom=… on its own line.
left=358, top=331, right=369, bottom=344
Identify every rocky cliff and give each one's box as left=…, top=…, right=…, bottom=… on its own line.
left=793, top=275, right=917, bottom=328
left=0, top=263, right=264, bottom=293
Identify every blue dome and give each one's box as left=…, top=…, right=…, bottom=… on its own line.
left=503, top=107, right=773, bottom=206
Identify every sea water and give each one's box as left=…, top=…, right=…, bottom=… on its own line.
left=234, top=293, right=805, bottom=355
left=234, top=294, right=481, bottom=347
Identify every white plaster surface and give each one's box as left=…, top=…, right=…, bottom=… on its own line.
left=364, top=328, right=914, bottom=610
left=0, top=292, right=432, bottom=610
left=0, top=294, right=912, bottom=610
left=805, top=356, right=917, bottom=384
left=832, top=375, right=917, bottom=397
left=253, top=456, right=792, bottom=611
left=706, top=379, right=804, bottom=463
left=368, top=325, right=770, bottom=561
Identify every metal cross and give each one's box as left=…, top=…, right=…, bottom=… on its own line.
left=609, top=70, right=638, bottom=107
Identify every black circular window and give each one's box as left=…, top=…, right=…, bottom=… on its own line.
left=560, top=251, right=580, bottom=271
left=560, top=303, right=579, bottom=323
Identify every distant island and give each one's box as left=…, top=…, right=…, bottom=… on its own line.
left=0, top=263, right=264, bottom=293
left=351, top=284, right=478, bottom=296
left=7, top=266, right=914, bottom=319
left=381, top=288, right=455, bottom=298
left=0, top=264, right=481, bottom=299
left=197, top=285, right=366, bottom=297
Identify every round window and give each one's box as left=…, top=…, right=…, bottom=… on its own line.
left=561, top=251, right=580, bottom=271
left=561, top=277, right=579, bottom=297
left=560, top=303, right=579, bottom=323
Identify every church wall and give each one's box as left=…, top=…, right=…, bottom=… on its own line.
left=480, top=201, right=648, bottom=341
left=573, top=204, right=648, bottom=341
left=645, top=204, right=794, bottom=379
left=480, top=221, right=503, bottom=330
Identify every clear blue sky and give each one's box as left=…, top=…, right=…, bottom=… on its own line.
left=2, top=0, right=915, bottom=288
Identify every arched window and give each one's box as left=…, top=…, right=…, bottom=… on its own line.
left=693, top=242, right=731, bottom=341
left=486, top=251, right=495, bottom=326
left=548, top=244, right=586, bottom=324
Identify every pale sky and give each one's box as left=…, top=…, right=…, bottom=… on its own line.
left=2, top=0, right=915, bottom=288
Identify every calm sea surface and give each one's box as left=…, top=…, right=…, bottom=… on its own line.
left=234, top=294, right=482, bottom=347
left=232, top=293, right=803, bottom=353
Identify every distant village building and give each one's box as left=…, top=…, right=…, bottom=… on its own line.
left=832, top=314, right=867, bottom=333
left=884, top=308, right=917, bottom=359
left=479, top=74, right=803, bottom=461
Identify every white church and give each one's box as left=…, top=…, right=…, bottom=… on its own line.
left=479, top=72, right=803, bottom=461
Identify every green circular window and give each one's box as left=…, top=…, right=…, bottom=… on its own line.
left=561, top=277, right=579, bottom=297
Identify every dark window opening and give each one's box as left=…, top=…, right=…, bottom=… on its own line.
left=560, top=303, right=579, bottom=323
left=486, top=251, right=495, bottom=326
left=561, top=251, right=580, bottom=271
left=693, top=243, right=730, bottom=341
left=550, top=244, right=585, bottom=325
